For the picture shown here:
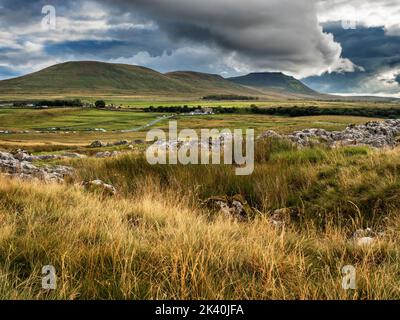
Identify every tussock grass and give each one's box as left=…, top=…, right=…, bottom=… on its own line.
left=2, top=141, right=400, bottom=299
left=1, top=177, right=400, bottom=299
left=71, top=140, right=389, bottom=225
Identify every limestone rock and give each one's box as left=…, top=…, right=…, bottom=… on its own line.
left=95, top=151, right=120, bottom=158
left=204, top=195, right=255, bottom=220
left=269, top=207, right=300, bottom=227
left=90, top=140, right=107, bottom=148
left=258, top=119, right=400, bottom=149
left=82, top=180, right=117, bottom=196
left=257, top=130, right=283, bottom=140
left=0, top=150, right=73, bottom=182
left=352, top=228, right=379, bottom=247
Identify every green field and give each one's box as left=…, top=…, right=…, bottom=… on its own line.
left=0, top=107, right=385, bottom=150
left=0, top=108, right=166, bottom=131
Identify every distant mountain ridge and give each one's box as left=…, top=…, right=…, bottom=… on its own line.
left=0, top=61, right=319, bottom=98
left=228, top=72, right=319, bottom=97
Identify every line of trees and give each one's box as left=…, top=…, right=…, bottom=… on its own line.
left=143, top=105, right=400, bottom=118
left=145, top=105, right=203, bottom=113
left=13, top=99, right=83, bottom=107
left=202, top=95, right=258, bottom=101
left=249, top=105, right=400, bottom=118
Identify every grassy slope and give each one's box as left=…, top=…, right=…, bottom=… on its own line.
left=166, top=71, right=261, bottom=95
left=0, top=61, right=259, bottom=97
left=228, top=72, right=320, bottom=97
left=1, top=143, right=400, bottom=299
left=0, top=61, right=194, bottom=95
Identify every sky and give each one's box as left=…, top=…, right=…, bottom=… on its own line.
left=0, top=0, right=400, bottom=96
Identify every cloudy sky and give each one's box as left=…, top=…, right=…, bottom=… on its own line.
left=0, top=0, right=399, bottom=96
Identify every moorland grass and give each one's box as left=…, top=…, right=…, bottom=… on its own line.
left=1, top=139, right=400, bottom=299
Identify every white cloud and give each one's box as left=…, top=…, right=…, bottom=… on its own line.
left=317, top=0, right=400, bottom=35
left=354, top=66, right=400, bottom=96
left=109, top=45, right=238, bottom=75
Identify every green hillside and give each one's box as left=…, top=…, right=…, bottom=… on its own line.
left=166, top=71, right=260, bottom=95
left=0, top=61, right=195, bottom=95
left=228, top=72, right=319, bottom=97
left=0, top=61, right=258, bottom=96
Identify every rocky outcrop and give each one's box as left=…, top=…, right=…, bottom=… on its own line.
left=89, top=140, right=132, bottom=148
left=352, top=228, right=383, bottom=247
left=269, top=207, right=300, bottom=228
left=95, top=151, right=121, bottom=158
left=90, top=140, right=107, bottom=148
left=13, top=150, right=86, bottom=161
left=257, top=130, right=283, bottom=140
left=204, top=195, right=255, bottom=221
left=0, top=151, right=73, bottom=182
left=258, top=120, right=400, bottom=148
left=112, top=140, right=130, bottom=146
left=81, top=180, right=117, bottom=196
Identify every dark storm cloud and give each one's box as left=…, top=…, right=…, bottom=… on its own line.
left=0, top=0, right=398, bottom=97
left=0, top=0, right=355, bottom=79
left=304, top=23, right=400, bottom=95
left=96, top=0, right=355, bottom=77
left=0, top=0, right=180, bottom=78
left=322, top=22, right=400, bottom=71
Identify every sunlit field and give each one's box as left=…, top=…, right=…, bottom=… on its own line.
left=0, top=107, right=385, bottom=150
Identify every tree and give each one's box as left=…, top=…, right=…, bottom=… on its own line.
left=95, top=100, right=106, bottom=108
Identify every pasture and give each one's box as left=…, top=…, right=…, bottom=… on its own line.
left=0, top=107, right=385, bottom=150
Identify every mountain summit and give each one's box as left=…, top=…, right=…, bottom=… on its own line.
left=228, top=72, right=318, bottom=97
left=0, top=61, right=320, bottom=98
left=0, top=61, right=258, bottom=96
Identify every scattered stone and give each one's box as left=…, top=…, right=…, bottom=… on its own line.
left=257, top=130, right=283, bottom=140
left=95, top=151, right=121, bottom=158
left=269, top=207, right=300, bottom=227
left=61, top=153, right=87, bottom=159
left=90, top=140, right=137, bottom=148
left=13, top=150, right=87, bottom=161
left=90, top=140, right=107, bottom=148
left=81, top=180, right=117, bottom=196
left=13, top=149, right=33, bottom=161
left=356, top=237, right=375, bottom=247
left=112, top=140, right=130, bottom=146
left=352, top=228, right=379, bottom=247
left=204, top=195, right=255, bottom=220
left=86, top=128, right=107, bottom=132
left=133, top=139, right=144, bottom=144
left=0, top=151, right=73, bottom=182
left=258, top=119, right=400, bottom=149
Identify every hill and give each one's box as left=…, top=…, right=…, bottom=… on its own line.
left=0, top=61, right=259, bottom=97
left=0, top=61, right=193, bottom=95
left=228, top=72, right=320, bottom=98
left=165, top=71, right=260, bottom=95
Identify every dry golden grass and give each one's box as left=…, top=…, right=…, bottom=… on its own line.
left=1, top=143, right=400, bottom=299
